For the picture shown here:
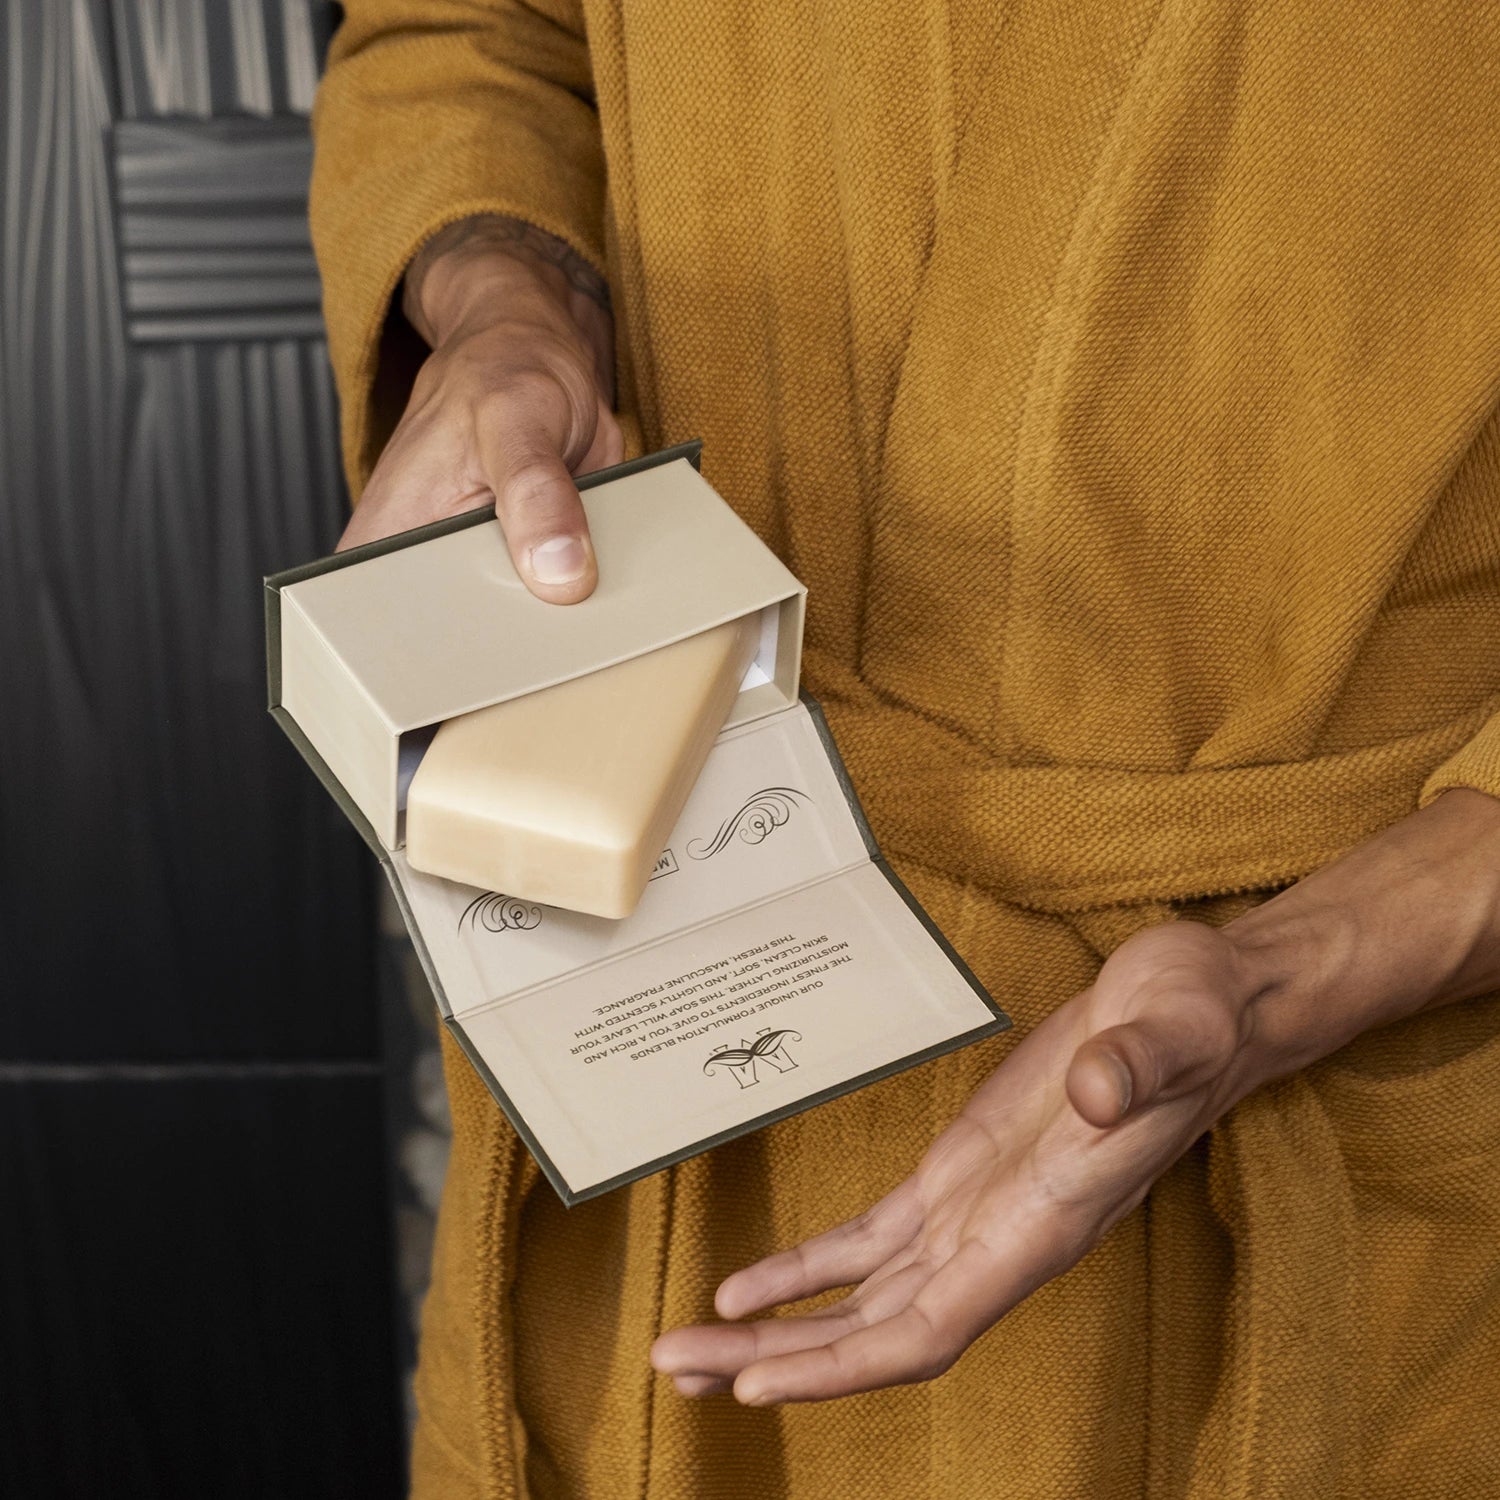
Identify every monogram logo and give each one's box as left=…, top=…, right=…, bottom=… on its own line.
left=703, top=1029, right=802, bottom=1088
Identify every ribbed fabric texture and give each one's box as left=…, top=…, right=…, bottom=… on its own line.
left=311, top=3, right=1500, bottom=1496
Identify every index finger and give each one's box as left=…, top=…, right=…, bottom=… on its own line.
left=732, top=1239, right=1016, bottom=1405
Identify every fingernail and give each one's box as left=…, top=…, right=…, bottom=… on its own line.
left=528, top=535, right=588, bottom=584
left=1107, top=1053, right=1134, bottom=1117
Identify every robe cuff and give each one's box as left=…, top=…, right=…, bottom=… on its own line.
left=309, top=5, right=606, bottom=496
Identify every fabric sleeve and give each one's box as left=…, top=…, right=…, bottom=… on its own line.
left=1420, top=714, right=1500, bottom=806
left=309, top=0, right=606, bottom=495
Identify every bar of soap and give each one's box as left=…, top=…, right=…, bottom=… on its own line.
left=404, top=617, right=760, bottom=919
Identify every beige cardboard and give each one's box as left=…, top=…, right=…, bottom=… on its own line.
left=389, top=701, right=1005, bottom=1200
left=398, top=701, right=880, bottom=1015
left=266, top=446, right=1005, bottom=1204
left=277, top=457, right=805, bottom=849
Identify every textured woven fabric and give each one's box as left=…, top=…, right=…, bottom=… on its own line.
left=311, top=2, right=1500, bottom=1495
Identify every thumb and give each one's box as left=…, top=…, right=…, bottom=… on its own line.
left=1066, top=990, right=1246, bottom=1129
left=476, top=386, right=602, bottom=605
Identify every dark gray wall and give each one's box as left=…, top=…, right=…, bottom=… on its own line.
left=0, top=3, right=403, bottom=1493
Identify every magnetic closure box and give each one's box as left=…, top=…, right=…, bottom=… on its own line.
left=266, top=443, right=1010, bottom=1204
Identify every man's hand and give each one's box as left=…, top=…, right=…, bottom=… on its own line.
left=336, top=216, right=623, bottom=603
left=652, top=921, right=1267, bottom=1404
left=651, top=787, right=1500, bottom=1405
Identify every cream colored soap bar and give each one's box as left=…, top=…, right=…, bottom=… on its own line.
left=403, top=617, right=760, bottom=919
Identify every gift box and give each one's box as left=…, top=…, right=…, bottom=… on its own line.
left=266, top=442, right=1007, bottom=1203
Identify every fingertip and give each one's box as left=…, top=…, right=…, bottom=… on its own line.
left=520, top=532, right=598, bottom=603
left=1067, top=1045, right=1135, bottom=1128
left=648, top=1330, right=683, bottom=1374
left=733, top=1371, right=781, bottom=1408
left=717, top=1264, right=783, bottom=1321
left=488, top=446, right=598, bottom=602
left=714, top=1277, right=750, bottom=1321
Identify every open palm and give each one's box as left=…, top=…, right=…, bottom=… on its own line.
left=652, top=921, right=1269, bottom=1405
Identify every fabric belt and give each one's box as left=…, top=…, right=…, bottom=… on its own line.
left=818, top=691, right=1497, bottom=914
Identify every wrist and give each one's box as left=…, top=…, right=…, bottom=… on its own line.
left=1222, top=787, right=1500, bottom=1094
left=1220, top=900, right=1358, bottom=1095
left=405, top=235, right=559, bottom=345
left=403, top=215, right=615, bottom=398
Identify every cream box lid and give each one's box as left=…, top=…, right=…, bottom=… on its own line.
left=265, top=443, right=807, bottom=852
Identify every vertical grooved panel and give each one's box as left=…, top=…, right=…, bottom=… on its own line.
left=0, top=2, right=402, bottom=1493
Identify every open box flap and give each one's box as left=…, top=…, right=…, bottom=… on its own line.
left=384, top=697, right=1008, bottom=1204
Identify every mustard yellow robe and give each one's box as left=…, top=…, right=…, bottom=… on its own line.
left=310, top=3, right=1500, bottom=1495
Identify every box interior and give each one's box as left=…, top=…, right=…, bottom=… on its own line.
left=382, top=699, right=1006, bottom=1201
left=392, top=594, right=790, bottom=826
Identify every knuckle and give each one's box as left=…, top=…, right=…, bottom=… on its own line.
left=829, top=1340, right=866, bottom=1382
left=409, top=333, right=605, bottom=513
left=474, top=363, right=596, bottom=448
left=501, top=461, right=569, bottom=517
left=472, top=376, right=549, bottom=431
left=908, top=1306, right=963, bottom=1383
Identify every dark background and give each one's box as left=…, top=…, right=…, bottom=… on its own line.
left=0, top=3, right=413, bottom=1494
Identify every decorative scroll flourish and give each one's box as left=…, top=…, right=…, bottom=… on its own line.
left=704, top=1029, right=802, bottom=1088
left=687, top=787, right=809, bottom=860
left=458, top=892, right=542, bottom=936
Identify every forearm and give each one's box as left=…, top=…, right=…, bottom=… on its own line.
left=310, top=1, right=606, bottom=492
left=1226, top=786, right=1500, bottom=1087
